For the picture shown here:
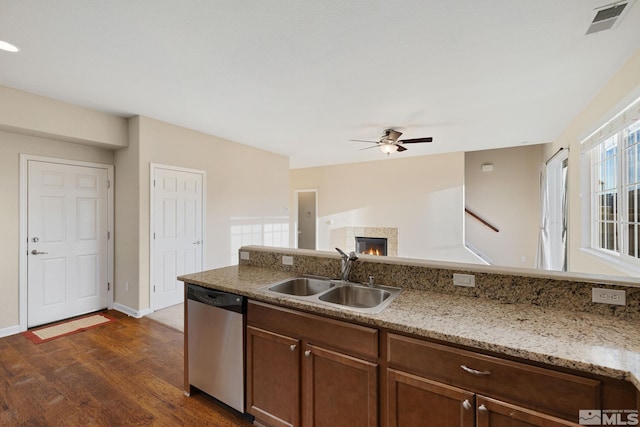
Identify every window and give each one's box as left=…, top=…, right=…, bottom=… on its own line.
left=586, top=112, right=640, bottom=262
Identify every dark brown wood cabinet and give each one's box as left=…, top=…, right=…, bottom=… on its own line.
left=247, top=325, right=301, bottom=427
left=475, top=396, right=580, bottom=427
left=245, top=300, right=637, bottom=427
left=303, top=344, right=378, bottom=427
left=387, top=368, right=475, bottom=427
left=247, top=301, right=379, bottom=427
left=385, top=332, right=638, bottom=427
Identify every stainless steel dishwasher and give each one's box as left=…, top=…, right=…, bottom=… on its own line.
left=187, top=284, right=246, bottom=414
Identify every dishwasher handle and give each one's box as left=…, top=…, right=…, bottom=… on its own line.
left=187, top=284, right=245, bottom=314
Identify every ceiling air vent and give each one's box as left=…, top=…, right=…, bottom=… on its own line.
left=586, top=1, right=634, bottom=34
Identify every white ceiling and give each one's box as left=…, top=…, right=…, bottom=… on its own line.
left=1, top=1, right=639, bottom=168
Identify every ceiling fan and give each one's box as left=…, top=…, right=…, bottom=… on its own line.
left=350, top=129, right=433, bottom=155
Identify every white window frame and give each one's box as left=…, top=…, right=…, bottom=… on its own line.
left=581, top=95, right=640, bottom=273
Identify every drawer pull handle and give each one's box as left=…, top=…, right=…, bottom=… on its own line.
left=460, top=365, right=491, bottom=376
left=462, top=399, right=472, bottom=410
left=478, top=404, right=488, bottom=413
left=304, top=350, right=311, bottom=357
left=290, top=344, right=296, bottom=351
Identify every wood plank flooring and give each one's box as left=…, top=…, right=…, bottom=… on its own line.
left=0, top=310, right=252, bottom=426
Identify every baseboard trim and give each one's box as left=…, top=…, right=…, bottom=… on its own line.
left=113, top=303, right=152, bottom=319
left=0, top=324, right=22, bottom=338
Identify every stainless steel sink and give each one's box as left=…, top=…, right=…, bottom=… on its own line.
left=319, top=285, right=390, bottom=308
left=268, top=277, right=335, bottom=296
left=264, top=277, right=402, bottom=314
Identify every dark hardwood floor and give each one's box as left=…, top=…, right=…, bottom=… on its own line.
left=0, top=310, right=252, bottom=426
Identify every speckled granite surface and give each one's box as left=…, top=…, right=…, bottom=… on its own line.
left=239, top=246, right=640, bottom=320
left=179, top=264, right=640, bottom=391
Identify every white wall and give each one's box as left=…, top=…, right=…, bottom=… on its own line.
left=115, top=116, right=290, bottom=312
left=290, top=153, right=481, bottom=263
left=0, top=131, right=114, bottom=331
left=465, top=145, right=543, bottom=268
left=545, top=47, right=640, bottom=276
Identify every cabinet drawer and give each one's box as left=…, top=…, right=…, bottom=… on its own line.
left=387, top=333, right=601, bottom=421
left=248, top=301, right=378, bottom=359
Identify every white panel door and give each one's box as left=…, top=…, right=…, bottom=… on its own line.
left=27, top=161, right=109, bottom=327
left=153, top=167, right=203, bottom=310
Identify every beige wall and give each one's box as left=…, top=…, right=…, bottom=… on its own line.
left=290, top=153, right=482, bottom=263
left=115, top=116, right=290, bottom=311
left=465, top=145, right=543, bottom=268
left=0, top=131, right=115, bottom=330
left=545, top=47, right=640, bottom=276
left=0, top=85, right=128, bottom=149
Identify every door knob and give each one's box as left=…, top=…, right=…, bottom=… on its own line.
left=31, top=250, right=48, bottom=255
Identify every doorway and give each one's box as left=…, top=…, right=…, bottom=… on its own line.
left=20, top=156, right=114, bottom=329
left=295, top=190, right=317, bottom=250
left=150, top=164, right=205, bottom=311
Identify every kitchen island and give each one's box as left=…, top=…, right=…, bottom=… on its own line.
left=179, top=246, right=640, bottom=426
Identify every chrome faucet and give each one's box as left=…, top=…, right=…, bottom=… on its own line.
left=335, top=248, right=358, bottom=282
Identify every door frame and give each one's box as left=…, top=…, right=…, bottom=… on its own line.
left=149, top=163, right=206, bottom=312
left=293, top=189, right=318, bottom=250
left=19, top=154, right=115, bottom=332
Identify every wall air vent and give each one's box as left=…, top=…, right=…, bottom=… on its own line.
left=586, top=1, right=634, bottom=34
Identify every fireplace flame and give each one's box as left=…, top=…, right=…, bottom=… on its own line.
left=364, top=247, right=381, bottom=256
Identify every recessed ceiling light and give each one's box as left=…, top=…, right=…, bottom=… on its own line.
left=0, top=40, right=20, bottom=52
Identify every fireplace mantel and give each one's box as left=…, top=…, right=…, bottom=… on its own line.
left=330, top=227, right=398, bottom=256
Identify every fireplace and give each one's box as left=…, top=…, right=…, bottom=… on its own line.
left=355, top=237, right=387, bottom=256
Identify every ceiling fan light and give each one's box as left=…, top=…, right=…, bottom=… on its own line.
left=380, top=144, right=398, bottom=155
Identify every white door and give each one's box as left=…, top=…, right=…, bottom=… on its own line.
left=152, top=166, right=204, bottom=311
left=27, top=161, right=109, bottom=327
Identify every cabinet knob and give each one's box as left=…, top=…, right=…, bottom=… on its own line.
left=304, top=350, right=311, bottom=357
left=290, top=344, right=296, bottom=351
left=478, top=404, right=488, bottom=413
left=460, top=364, right=491, bottom=376
left=462, top=399, right=472, bottom=410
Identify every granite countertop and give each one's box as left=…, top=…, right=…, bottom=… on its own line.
left=179, top=265, right=640, bottom=390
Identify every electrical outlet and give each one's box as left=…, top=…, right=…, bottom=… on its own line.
left=592, top=288, right=626, bottom=306
left=240, top=251, right=250, bottom=260
left=453, top=273, right=475, bottom=287
left=282, top=255, right=294, bottom=266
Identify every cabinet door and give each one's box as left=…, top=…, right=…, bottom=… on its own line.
left=247, top=326, right=301, bottom=427
left=303, top=344, right=378, bottom=427
left=476, top=396, right=580, bottom=427
left=387, top=369, right=475, bottom=427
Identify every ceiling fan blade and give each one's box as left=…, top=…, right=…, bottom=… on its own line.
left=349, top=139, right=380, bottom=144
left=396, top=144, right=408, bottom=152
left=398, top=137, right=433, bottom=144
left=358, top=145, right=382, bottom=151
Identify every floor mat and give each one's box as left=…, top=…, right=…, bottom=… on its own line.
left=23, top=313, right=117, bottom=344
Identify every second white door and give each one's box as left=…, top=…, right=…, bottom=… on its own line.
left=152, top=166, right=204, bottom=310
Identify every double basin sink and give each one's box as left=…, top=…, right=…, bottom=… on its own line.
left=263, top=276, right=402, bottom=314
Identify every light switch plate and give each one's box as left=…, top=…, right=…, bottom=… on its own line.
left=592, top=288, right=625, bottom=305
left=240, top=251, right=250, bottom=260
left=453, top=273, right=475, bottom=287
left=282, top=255, right=294, bottom=266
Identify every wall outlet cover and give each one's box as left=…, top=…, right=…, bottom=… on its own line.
left=592, top=288, right=626, bottom=306
left=240, top=251, right=250, bottom=260
left=453, top=273, right=475, bottom=287
left=282, top=255, right=294, bottom=266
